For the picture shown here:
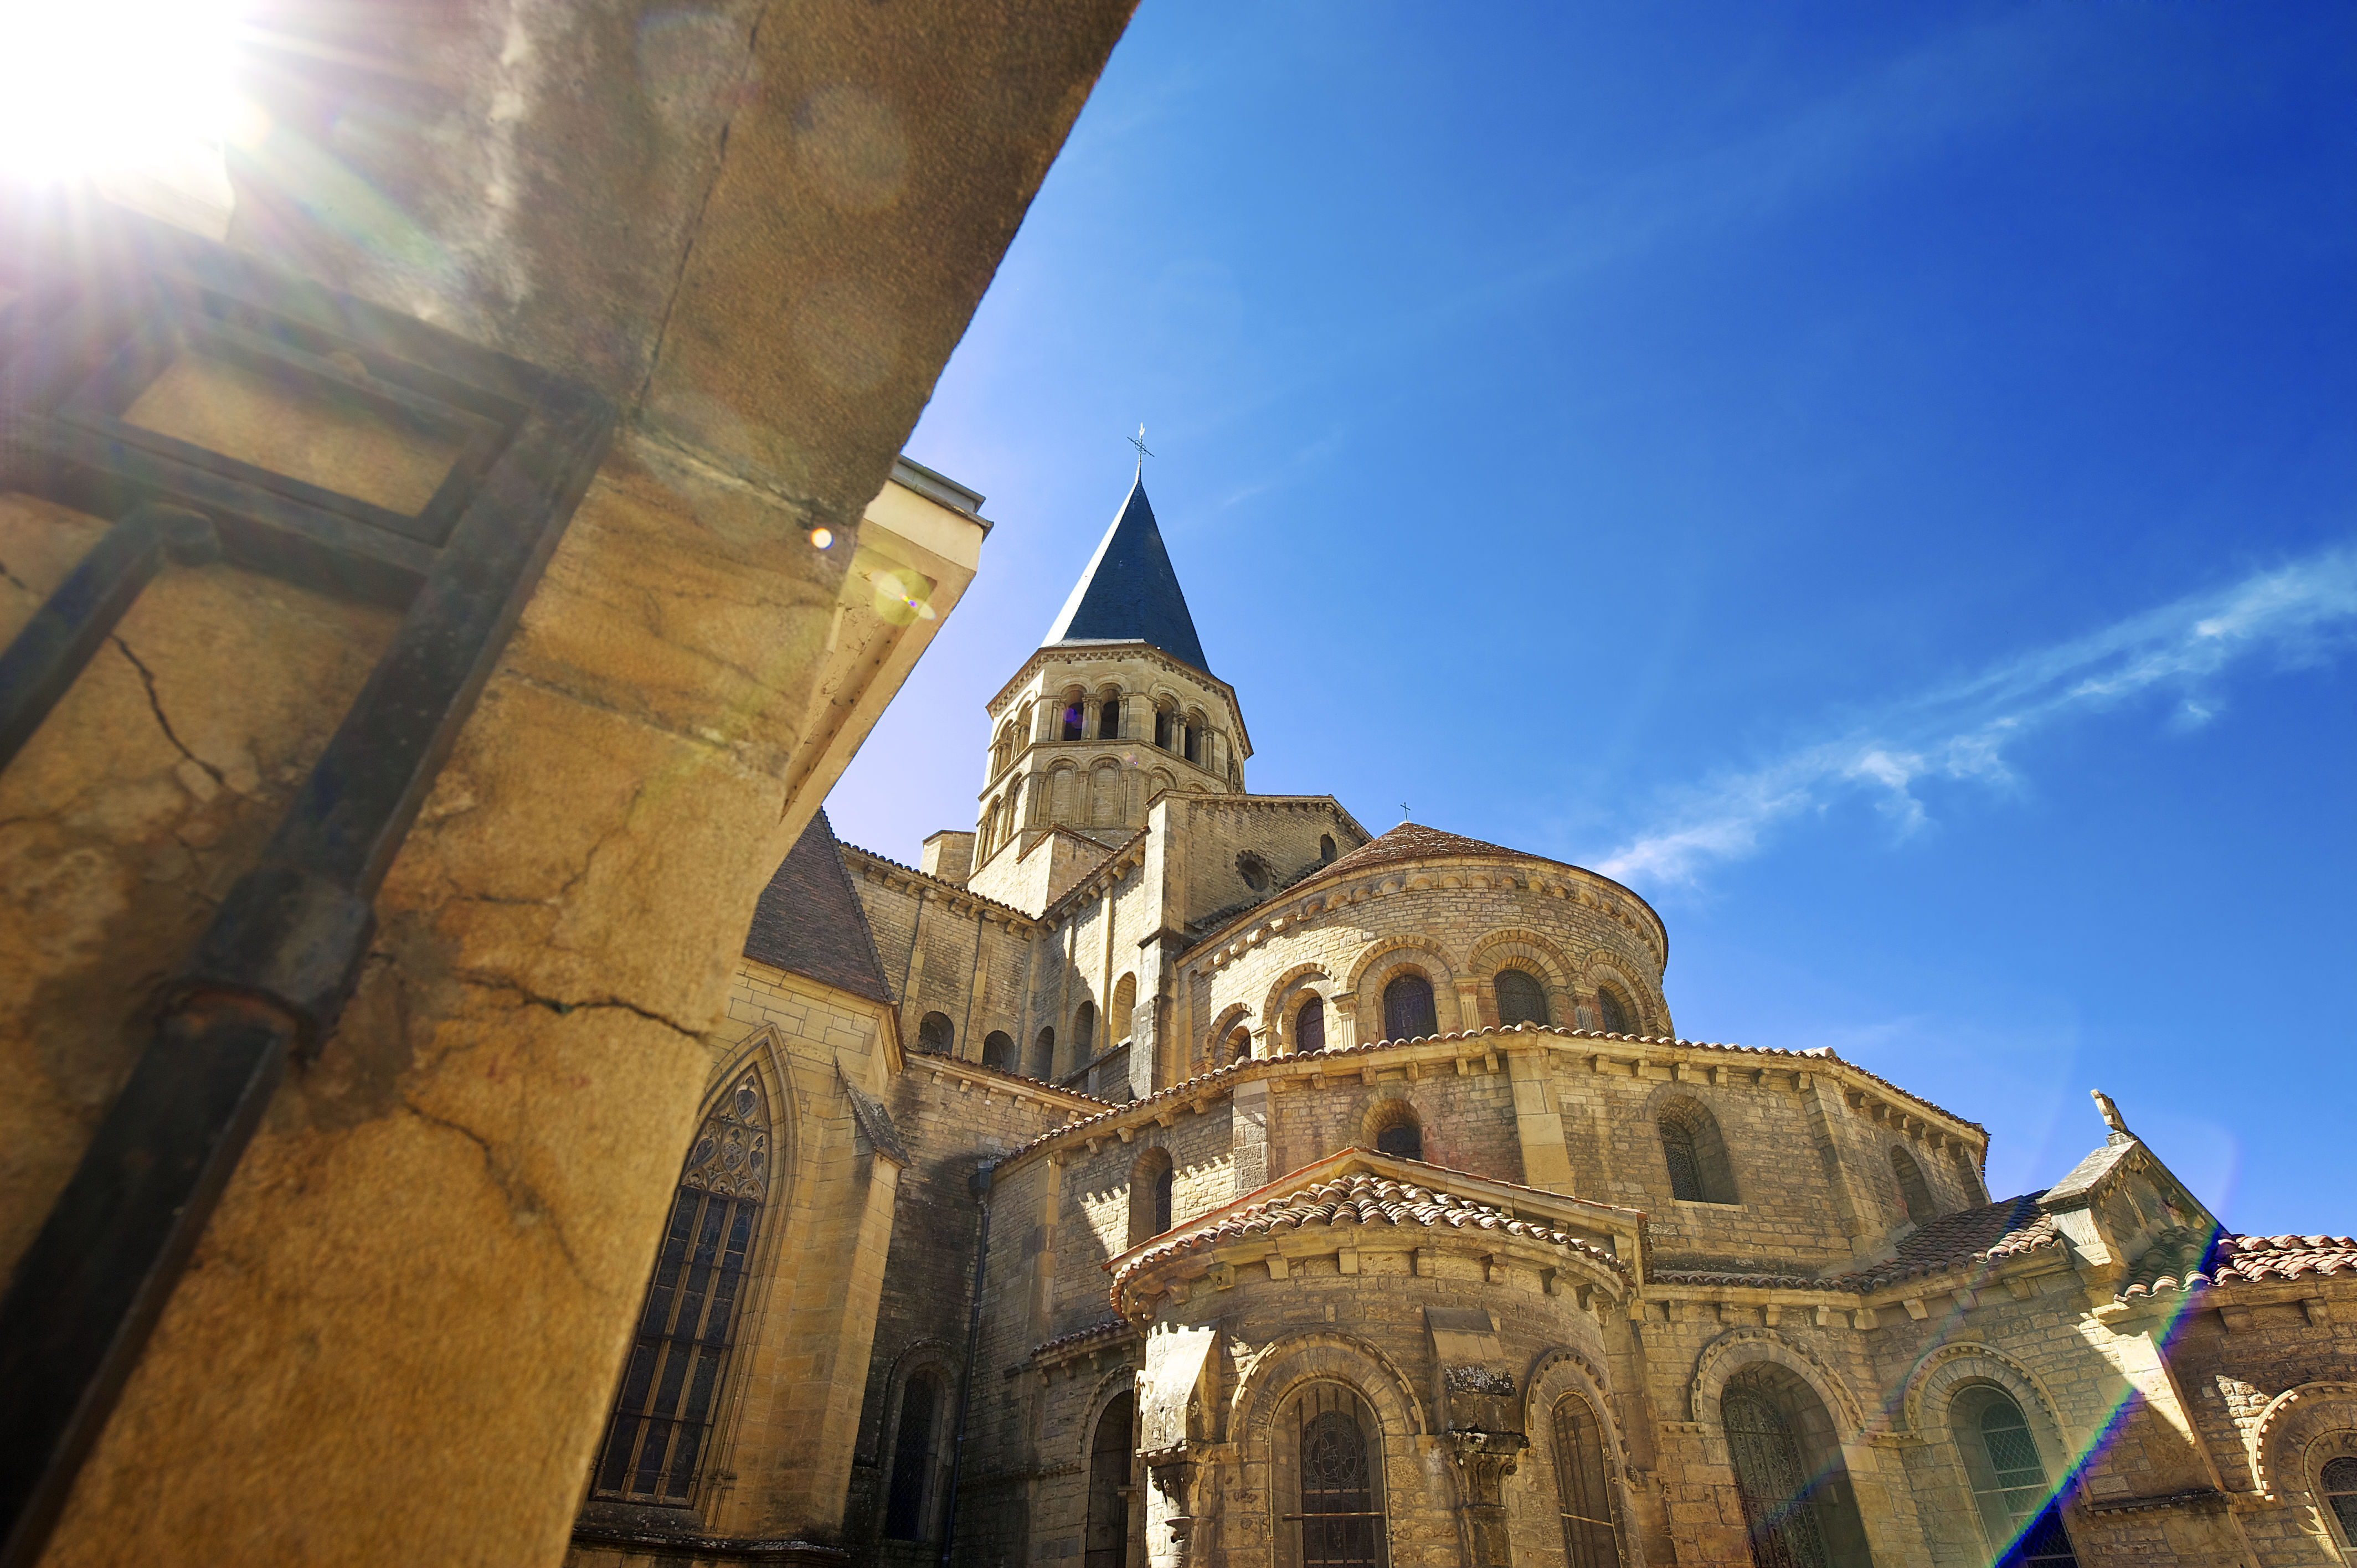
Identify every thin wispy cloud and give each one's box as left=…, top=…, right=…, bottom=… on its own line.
left=1598, top=544, right=2357, bottom=886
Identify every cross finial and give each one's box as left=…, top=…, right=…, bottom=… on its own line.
left=1401, top=802, right=1411, bottom=822
left=1128, top=422, right=1154, bottom=468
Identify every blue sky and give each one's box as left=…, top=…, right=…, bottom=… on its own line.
left=828, top=3, right=2357, bottom=1234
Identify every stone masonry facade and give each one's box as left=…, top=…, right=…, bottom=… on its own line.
left=565, top=478, right=2356, bottom=1568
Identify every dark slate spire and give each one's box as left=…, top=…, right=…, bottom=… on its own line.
left=1042, top=473, right=1211, bottom=674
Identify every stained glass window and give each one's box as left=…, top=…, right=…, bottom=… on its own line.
left=2322, top=1457, right=2357, bottom=1546
left=1295, top=1385, right=1386, bottom=1568
left=592, top=1073, right=770, bottom=1504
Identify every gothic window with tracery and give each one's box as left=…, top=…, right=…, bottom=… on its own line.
left=1496, top=968, right=1549, bottom=1027
left=1382, top=972, right=1437, bottom=1041
left=1295, top=996, right=1326, bottom=1053
left=1289, top=1384, right=1387, bottom=1568
left=1955, top=1388, right=2078, bottom=1567
left=1552, top=1391, right=1622, bottom=1568
left=2322, top=1457, right=2357, bottom=1549
left=591, top=1072, right=770, bottom=1504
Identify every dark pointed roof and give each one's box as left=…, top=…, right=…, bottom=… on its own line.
left=742, top=809, right=893, bottom=1005
left=1042, top=473, right=1211, bottom=674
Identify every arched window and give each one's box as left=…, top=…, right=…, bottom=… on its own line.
left=1552, top=1391, right=1623, bottom=1568
left=592, top=1072, right=770, bottom=1503
left=1496, top=968, right=1549, bottom=1027
left=1595, top=984, right=1634, bottom=1034
left=1086, top=1390, right=1136, bottom=1568
left=1282, top=1383, right=1387, bottom=1568
left=1155, top=706, right=1172, bottom=750
left=1031, top=1027, right=1056, bottom=1080
left=1294, top=995, right=1326, bottom=1054
left=1099, top=696, right=1123, bottom=739
left=1382, top=972, right=1437, bottom=1041
left=883, top=1368, right=944, bottom=1539
left=1090, top=761, right=1121, bottom=826
left=1370, top=1102, right=1423, bottom=1162
left=1722, top=1364, right=1871, bottom=1568
left=1227, top=1024, right=1253, bottom=1062
left=1954, top=1386, right=2078, bottom=1567
left=982, top=1031, right=1014, bottom=1072
left=1062, top=701, right=1085, bottom=740
left=1891, top=1146, right=1936, bottom=1225
left=917, top=1012, right=954, bottom=1056
left=976, top=797, right=998, bottom=862
left=1659, top=1099, right=1737, bottom=1204
left=1074, top=1001, right=1098, bottom=1061
left=1128, top=1146, right=1174, bottom=1248
left=1320, top=834, right=1337, bottom=862
left=1111, top=973, right=1138, bottom=1043
left=2322, top=1457, right=2357, bottom=1551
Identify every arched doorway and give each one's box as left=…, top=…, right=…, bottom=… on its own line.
left=1085, top=1390, right=1136, bottom=1568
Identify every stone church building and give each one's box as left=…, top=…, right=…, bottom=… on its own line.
left=567, top=477, right=2357, bottom=1568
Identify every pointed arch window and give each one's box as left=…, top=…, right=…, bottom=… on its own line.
left=1552, top=1391, right=1623, bottom=1568
left=1294, top=996, right=1326, bottom=1053
left=1382, top=972, right=1437, bottom=1041
left=884, top=1368, right=945, bottom=1539
left=1496, top=968, right=1549, bottom=1027
left=1955, top=1388, right=2078, bottom=1567
left=592, top=1072, right=770, bottom=1503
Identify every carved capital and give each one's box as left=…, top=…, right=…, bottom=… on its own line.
left=1443, top=1430, right=1529, bottom=1505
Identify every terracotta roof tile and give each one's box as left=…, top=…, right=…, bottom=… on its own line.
left=1318, top=822, right=1556, bottom=883
left=1649, top=1194, right=2061, bottom=1294
left=1030, top=1318, right=1134, bottom=1361
left=1109, top=1164, right=1628, bottom=1298
left=2114, top=1230, right=2357, bottom=1301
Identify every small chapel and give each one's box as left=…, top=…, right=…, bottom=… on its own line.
left=565, top=477, right=2357, bottom=1568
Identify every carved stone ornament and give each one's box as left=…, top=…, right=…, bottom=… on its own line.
left=1445, top=1365, right=1517, bottom=1397
left=681, top=1074, right=770, bottom=1201
left=1443, top=1429, right=1529, bottom=1502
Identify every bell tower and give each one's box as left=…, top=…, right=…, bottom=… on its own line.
left=952, top=473, right=1250, bottom=904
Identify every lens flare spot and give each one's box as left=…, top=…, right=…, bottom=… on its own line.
left=809, top=527, right=833, bottom=550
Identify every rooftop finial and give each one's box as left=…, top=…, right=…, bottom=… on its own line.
left=2092, top=1089, right=2131, bottom=1141
left=1128, top=422, right=1154, bottom=471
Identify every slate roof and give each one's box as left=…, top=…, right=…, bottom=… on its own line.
left=742, top=810, right=894, bottom=1005
left=1109, top=1161, right=1628, bottom=1299
left=1042, top=474, right=1212, bottom=674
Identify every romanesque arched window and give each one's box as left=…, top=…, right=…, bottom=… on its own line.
left=1074, top=1000, right=1098, bottom=1061
left=1382, top=972, right=1437, bottom=1041
left=1552, top=1391, right=1623, bottom=1568
left=1891, top=1146, right=1936, bottom=1225
left=2322, top=1457, right=2357, bottom=1552
left=1086, top=1390, right=1136, bottom=1568
left=883, top=1368, right=944, bottom=1539
left=1111, top=973, right=1138, bottom=1043
left=1721, top=1364, right=1870, bottom=1568
left=1128, top=1146, right=1174, bottom=1247
left=1370, top=1101, right=1423, bottom=1162
left=1090, top=761, right=1120, bottom=826
left=1031, top=1026, right=1056, bottom=1080
left=1227, top=1023, right=1253, bottom=1062
left=1062, top=701, right=1085, bottom=740
left=1954, top=1387, right=2077, bottom=1567
left=1595, top=984, right=1634, bottom=1034
left=1295, top=996, right=1326, bottom=1054
left=1659, top=1099, right=1737, bottom=1204
left=1496, top=968, right=1549, bottom=1027
left=591, top=1072, right=771, bottom=1504
left=982, top=1031, right=1014, bottom=1072
left=917, top=1011, right=954, bottom=1056
left=1155, top=705, right=1173, bottom=750
left=1099, top=695, right=1123, bottom=739
left=1320, top=834, right=1337, bottom=862
left=1282, top=1383, right=1387, bottom=1568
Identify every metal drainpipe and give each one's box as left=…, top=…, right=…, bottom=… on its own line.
left=938, top=1162, right=994, bottom=1568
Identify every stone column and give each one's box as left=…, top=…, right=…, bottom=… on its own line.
left=1331, top=997, right=1359, bottom=1051
left=1446, top=1432, right=1529, bottom=1568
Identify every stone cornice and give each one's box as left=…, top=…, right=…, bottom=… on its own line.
left=839, top=842, right=1037, bottom=927
left=983, top=640, right=1253, bottom=759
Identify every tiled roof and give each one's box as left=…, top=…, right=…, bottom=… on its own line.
left=1031, top=1318, right=1134, bottom=1360
left=905, top=1044, right=1112, bottom=1108
left=1109, top=1162, right=1628, bottom=1296
left=996, top=1020, right=1983, bottom=1169
left=2116, top=1230, right=2357, bottom=1301
left=1319, top=822, right=1551, bottom=882
left=1649, top=1194, right=2060, bottom=1294
left=742, top=811, right=894, bottom=1005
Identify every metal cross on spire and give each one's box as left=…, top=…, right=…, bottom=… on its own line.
left=1128, top=422, right=1154, bottom=468
left=1401, top=802, right=1412, bottom=822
